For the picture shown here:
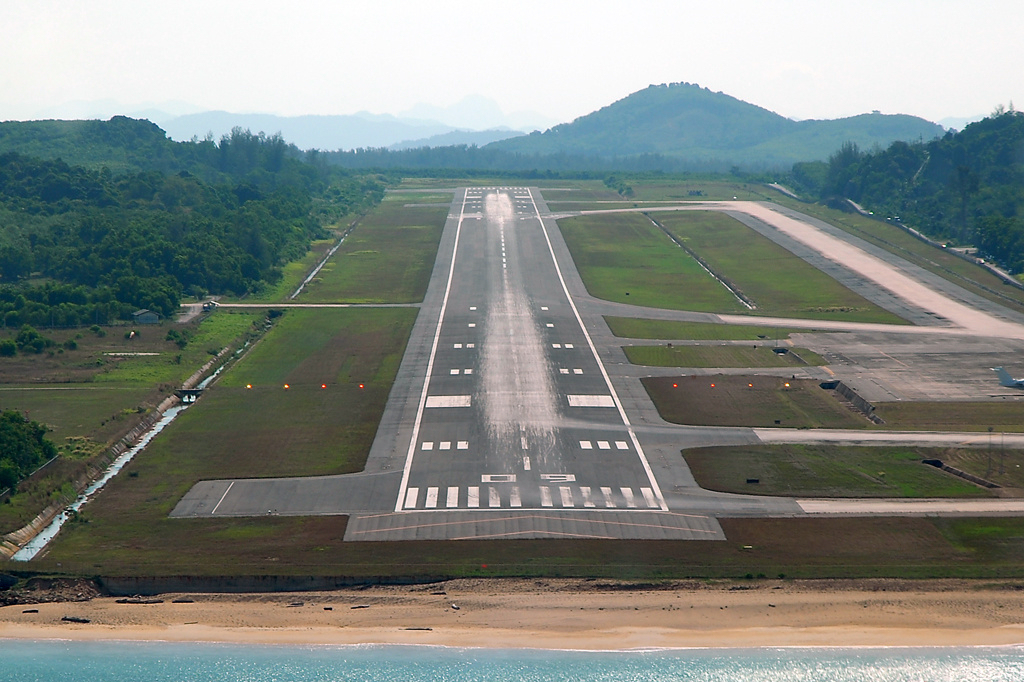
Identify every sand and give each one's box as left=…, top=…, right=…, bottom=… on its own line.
left=2, top=579, right=1024, bottom=649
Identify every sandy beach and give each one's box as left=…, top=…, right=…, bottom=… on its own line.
left=2, top=578, right=1024, bottom=649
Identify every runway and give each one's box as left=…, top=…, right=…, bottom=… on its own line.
left=170, top=190, right=1024, bottom=537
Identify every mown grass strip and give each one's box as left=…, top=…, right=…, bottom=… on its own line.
left=624, top=344, right=825, bottom=368
left=654, top=211, right=905, bottom=323
left=604, top=317, right=811, bottom=341
left=642, top=375, right=869, bottom=429
left=560, top=212, right=745, bottom=313
left=684, top=445, right=993, bottom=498
left=297, top=202, right=447, bottom=303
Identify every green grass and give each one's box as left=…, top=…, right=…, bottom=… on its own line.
left=560, top=212, right=745, bottom=312
left=684, top=445, right=993, bottom=498
left=35, top=515, right=1024, bottom=579
left=623, top=345, right=825, bottom=368
left=240, top=238, right=338, bottom=303
left=95, top=311, right=261, bottom=386
left=627, top=180, right=775, bottom=202
left=873, top=402, right=1024, bottom=433
left=40, top=307, right=416, bottom=570
left=297, top=202, right=446, bottom=303
left=604, top=317, right=813, bottom=341
left=0, top=386, right=154, bottom=445
left=643, top=376, right=869, bottom=429
left=654, top=211, right=905, bottom=323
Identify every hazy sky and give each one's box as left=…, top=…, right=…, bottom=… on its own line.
left=2, top=0, right=1020, bottom=125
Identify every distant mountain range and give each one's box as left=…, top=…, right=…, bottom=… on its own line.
left=486, top=83, right=947, bottom=167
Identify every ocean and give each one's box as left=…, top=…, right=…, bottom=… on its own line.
left=3, top=641, right=1024, bottom=681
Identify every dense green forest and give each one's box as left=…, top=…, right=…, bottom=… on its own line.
left=0, top=410, right=56, bottom=491
left=790, top=111, right=1024, bottom=274
left=0, top=118, right=385, bottom=328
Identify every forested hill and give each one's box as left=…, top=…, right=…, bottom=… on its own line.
left=0, top=118, right=385, bottom=328
left=790, top=110, right=1024, bottom=273
left=487, top=83, right=945, bottom=168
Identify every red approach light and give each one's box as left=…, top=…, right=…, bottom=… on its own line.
left=748, top=383, right=754, bottom=388
left=245, top=384, right=252, bottom=389
left=710, top=383, right=715, bottom=388
left=321, top=384, right=327, bottom=389
left=358, top=383, right=364, bottom=389
left=283, top=384, right=290, bottom=390
left=784, top=382, right=791, bottom=388
left=672, top=383, right=678, bottom=388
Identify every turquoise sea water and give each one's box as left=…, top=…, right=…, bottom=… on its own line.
left=3, top=641, right=1024, bottom=681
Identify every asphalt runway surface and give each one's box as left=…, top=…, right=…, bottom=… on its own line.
left=170, top=192, right=1024, bottom=538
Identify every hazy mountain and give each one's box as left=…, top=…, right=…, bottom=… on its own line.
left=487, top=83, right=946, bottom=167
left=938, top=114, right=985, bottom=131
left=159, top=111, right=465, bottom=150
left=389, top=128, right=525, bottom=150
left=400, top=95, right=556, bottom=132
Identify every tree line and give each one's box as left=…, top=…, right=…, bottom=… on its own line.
left=0, top=120, right=385, bottom=329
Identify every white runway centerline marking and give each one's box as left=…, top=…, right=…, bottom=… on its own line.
left=523, top=455, right=531, bottom=470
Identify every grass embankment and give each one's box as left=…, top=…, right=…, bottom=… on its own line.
left=624, top=345, right=825, bottom=368
left=685, top=445, right=994, bottom=498
left=559, top=211, right=902, bottom=323
left=605, top=317, right=812, bottom=341
left=39, top=307, right=416, bottom=571
left=296, top=200, right=447, bottom=303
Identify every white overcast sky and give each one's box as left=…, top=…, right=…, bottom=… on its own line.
left=1, top=0, right=1019, bottom=125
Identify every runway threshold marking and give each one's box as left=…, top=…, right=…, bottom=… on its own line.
left=528, top=188, right=669, bottom=511
left=395, top=189, right=470, bottom=512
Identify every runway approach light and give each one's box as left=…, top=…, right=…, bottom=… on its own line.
left=283, top=384, right=290, bottom=390
left=246, top=384, right=252, bottom=389
left=748, top=383, right=754, bottom=388
left=710, top=383, right=715, bottom=388
left=321, top=384, right=327, bottom=389
left=673, top=383, right=678, bottom=388
left=358, top=383, right=364, bottom=389
left=784, top=382, right=791, bottom=388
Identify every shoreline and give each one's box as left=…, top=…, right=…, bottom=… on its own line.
left=3, top=578, right=1024, bottom=649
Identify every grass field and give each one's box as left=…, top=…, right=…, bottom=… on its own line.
left=32, top=515, right=1024, bottom=579
left=94, top=311, right=261, bottom=386
left=643, top=375, right=869, bottom=429
left=559, top=211, right=902, bottom=323
left=296, top=200, right=447, bottom=303
left=873, top=402, right=1024, bottom=433
left=39, top=307, right=416, bottom=570
left=604, top=317, right=813, bottom=341
left=654, top=211, right=905, bottom=323
left=684, top=445, right=994, bottom=498
left=560, top=213, right=745, bottom=312
left=624, top=345, right=825, bottom=368
left=240, top=238, right=338, bottom=303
